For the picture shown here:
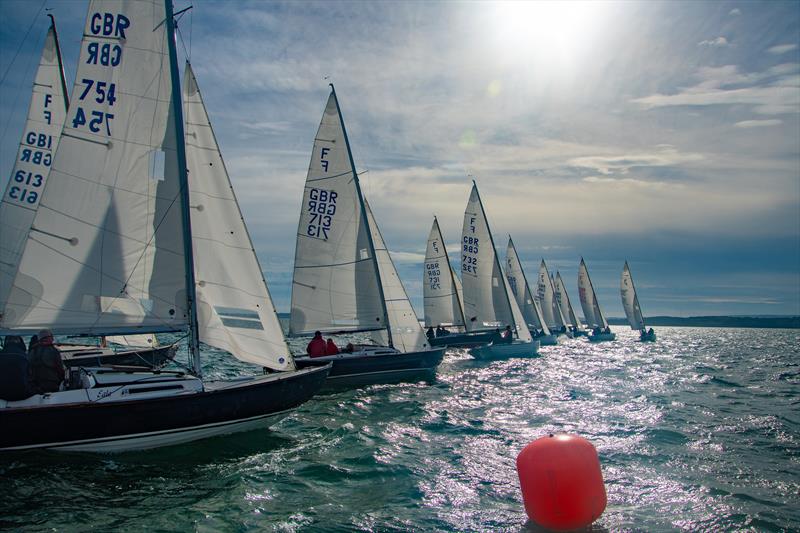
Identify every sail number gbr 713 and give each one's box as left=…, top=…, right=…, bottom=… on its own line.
left=70, top=12, right=129, bottom=137
left=305, top=188, right=337, bottom=240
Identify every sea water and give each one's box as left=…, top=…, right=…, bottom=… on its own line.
left=1, top=326, right=798, bottom=531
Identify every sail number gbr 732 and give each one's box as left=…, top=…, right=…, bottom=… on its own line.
left=70, top=12, right=129, bottom=137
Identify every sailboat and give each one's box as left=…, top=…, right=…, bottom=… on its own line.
left=423, top=217, right=493, bottom=348
left=621, top=261, right=656, bottom=341
left=461, top=183, right=538, bottom=359
left=554, top=271, right=586, bottom=337
left=536, top=260, right=570, bottom=337
left=0, top=0, right=328, bottom=452
left=289, top=86, right=444, bottom=388
left=577, top=258, right=616, bottom=342
left=505, top=237, right=558, bottom=345
left=0, top=15, right=175, bottom=370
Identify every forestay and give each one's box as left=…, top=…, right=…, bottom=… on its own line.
left=184, top=63, right=293, bottom=370
left=366, top=201, right=428, bottom=352
left=621, top=261, right=646, bottom=331
left=578, top=259, right=608, bottom=329
left=554, top=271, right=580, bottom=328
left=505, top=237, right=549, bottom=334
left=0, top=23, right=68, bottom=320
left=423, top=217, right=465, bottom=328
left=1, top=1, right=189, bottom=335
left=289, top=90, right=384, bottom=336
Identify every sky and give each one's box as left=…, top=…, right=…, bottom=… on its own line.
left=1, top=0, right=798, bottom=318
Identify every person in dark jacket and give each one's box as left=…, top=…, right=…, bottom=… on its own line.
left=0, top=335, right=31, bottom=401
left=28, top=328, right=64, bottom=394
left=27, top=334, right=39, bottom=354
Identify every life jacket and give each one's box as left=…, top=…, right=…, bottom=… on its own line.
left=326, top=339, right=339, bottom=355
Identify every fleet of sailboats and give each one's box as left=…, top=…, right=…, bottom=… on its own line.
left=0, top=1, right=659, bottom=453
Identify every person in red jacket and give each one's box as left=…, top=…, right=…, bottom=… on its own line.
left=326, top=338, right=339, bottom=355
left=306, top=331, right=327, bottom=357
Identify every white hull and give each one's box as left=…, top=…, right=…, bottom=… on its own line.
left=537, top=334, right=559, bottom=346
left=588, top=332, right=616, bottom=342
left=469, top=340, right=540, bottom=360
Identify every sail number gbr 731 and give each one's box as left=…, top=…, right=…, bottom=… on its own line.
left=70, top=12, right=129, bottom=137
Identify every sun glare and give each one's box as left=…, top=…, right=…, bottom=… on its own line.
left=488, top=1, right=608, bottom=69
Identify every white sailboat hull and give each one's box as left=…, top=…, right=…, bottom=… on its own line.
left=469, top=340, right=540, bottom=360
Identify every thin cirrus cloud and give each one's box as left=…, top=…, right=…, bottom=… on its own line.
left=698, top=36, right=730, bottom=47
left=768, top=43, right=799, bottom=55
left=734, top=119, right=783, bottom=128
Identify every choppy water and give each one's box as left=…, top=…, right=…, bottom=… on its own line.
left=1, top=326, right=798, bottom=531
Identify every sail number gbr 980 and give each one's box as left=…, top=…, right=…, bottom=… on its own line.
left=306, top=188, right=337, bottom=240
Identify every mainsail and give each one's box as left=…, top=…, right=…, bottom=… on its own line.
left=366, top=200, right=427, bottom=352
left=184, top=63, right=293, bottom=370
left=621, top=261, right=646, bottom=331
left=1, top=0, right=190, bottom=336
left=289, top=89, right=384, bottom=336
left=423, top=217, right=465, bottom=328
left=578, top=258, right=608, bottom=329
left=461, top=183, right=531, bottom=341
left=505, top=237, right=549, bottom=334
left=536, top=260, right=567, bottom=331
left=554, top=271, right=580, bottom=328
left=0, top=18, right=68, bottom=319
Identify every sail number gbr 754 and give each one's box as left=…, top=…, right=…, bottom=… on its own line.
left=70, top=12, right=129, bottom=137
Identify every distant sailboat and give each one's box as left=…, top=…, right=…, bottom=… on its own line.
left=505, top=237, right=558, bottom=345
left=554, top=271, right=586, bottom=336
left=536, top=260, right=569, bottom=337
left=621, top=261, right=656, bottom=342
left=289, top=85, right=444, bottom=387
left=461, top=183, right=538, bottom=359
left=0, top=1, right=328, bottom=452
left=577, top=258, right=616, bottom=342
left=423, top=217, right=493, bottom=348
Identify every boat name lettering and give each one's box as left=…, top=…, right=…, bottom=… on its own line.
left=320, top=147, right=330, bottom=172
left=79, top=79, right=117, bottom=106
left=306, top=188, right=337, bottom=239
left=25, top=131, right=52, bottom=149
left=85, top=42, right=122, bottom=67
left=89, top=12, right=130, bottom=39
left=19, top=148, right=51, bottom=167
left=426, top=261, right=441, bottom=290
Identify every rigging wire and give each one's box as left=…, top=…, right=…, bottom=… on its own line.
left=0, top=0, right=46, bottom=87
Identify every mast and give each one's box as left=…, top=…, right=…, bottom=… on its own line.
left=46, top=14, right=70, bottom=109
left=329, top=84, right=392, bottom=347
left=436, top=216, right=467, bottom=327
left=473, top=181, right=518, bottom=337
left=165, top=0, right=201, bottom=376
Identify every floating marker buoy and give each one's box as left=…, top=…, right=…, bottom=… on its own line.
left=516, top=433, right=607, bottom=531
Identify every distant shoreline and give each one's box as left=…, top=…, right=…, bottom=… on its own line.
left=276, top=313, right=799, bottom=329
left=606, top=316, right=800, bottom=329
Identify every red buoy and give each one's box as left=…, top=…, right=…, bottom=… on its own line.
left=516, top=433, right=607, bottom=530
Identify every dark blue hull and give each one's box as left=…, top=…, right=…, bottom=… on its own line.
left=429, top=331, right=494, bottom=348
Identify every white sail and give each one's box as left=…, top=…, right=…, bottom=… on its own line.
left=505, top=237, right=549, bottom=334
left=461, top=183, right=531, bottom=342
left=1, top=1, right=189, bottom=336
left=184, top=63, right=294, bottom=370
left=452, top=266, right=464, bottom=317
left=578, top=259, right=608, bottom=329
left=536, top=260, right=566, bottom=330
left=554, top=271, right=580, bottom=328
left=365, top=201, right=428, bottom=352
left=289, top=91, right=384, bottom=336
left=621, top=261, right=646, bottom=331
left=0, top=22, right=68, bottom=318
left=423, top=217, right=465, bottom=328
left=106, top=334, right=159, bottom=348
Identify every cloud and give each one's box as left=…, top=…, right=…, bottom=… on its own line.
left=698, top=36, right=729, bottom=47
left=768, top=44, right=799, bottom=55
left=734, top=119, right=783, bottom=128
left=632, top=63, right=800, bottom=114
left=389, top=250, right=426, bottom=263
left=729, top=8, right=741, bottom=16
left=568, top=147, right=704, bottom=176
